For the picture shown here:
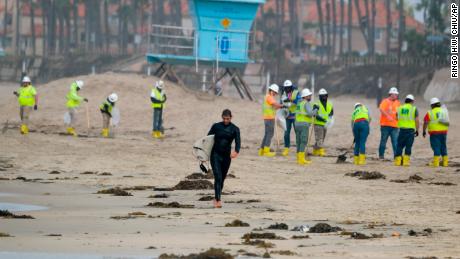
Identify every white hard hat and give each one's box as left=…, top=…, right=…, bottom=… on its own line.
left=389, top=87, right=399, bottom=95
left=283, top=80, right=293, bottom=87
left=155, top=80, right=164, bottom=89
left=405, top=94, right=414, bottom=101
left=75, top=80, right=84, bottom=89
left=430, top=97, right=440, bottom=105
left=22, top=76, right=31, bottom=83
left=268, top=84, right=279, bottom=93
left=354, top=102, right=362, bottom=108
left=301, top=88, right=312, bottom=98
left=108, top=93, right=118, bottom=103
left=318, top=88, right=328, bottom=95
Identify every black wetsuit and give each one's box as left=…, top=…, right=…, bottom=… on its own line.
left=207, top=122, right=241, bottom=201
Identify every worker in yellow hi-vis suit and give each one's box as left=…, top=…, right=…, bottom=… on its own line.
left=13, top=76, right=38, bottom=135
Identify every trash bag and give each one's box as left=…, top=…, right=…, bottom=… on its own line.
left=192, top=135, right=215, bottom=162
left=439, top=105, right=450, bottom=126
left=325, top=116, right=335, bottom=129
left=111, top=107, right=120, bottom=126
left=276, top=109, right=288, bottom=131
left=63, top=112, right=71, bottom=125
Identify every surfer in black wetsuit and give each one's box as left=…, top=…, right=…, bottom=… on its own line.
left=207, top=109, right=241, bottom=208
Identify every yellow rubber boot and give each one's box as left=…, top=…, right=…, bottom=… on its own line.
left=101, top=128, right=109, bottom=138
left=158, top=132, right=165, bottom=139
left=20, top=124, right=27, bottom=134
left=258, top=148, right=264, bottom=156
left=312, top=149, right=319, bottom=156
left=394, top=156, right=402, bottom=166
left=442, top=156, right=448, bottom=167
left=353, top=156, right=359, bottom=165
left=263, top=147, right=276, bottom=157
left=402, top=155, right=411, bottom=166
left=281, top=148, right=289, bottom=156
left=67, top=127, right=77, bottom=136
left=303, top=153, right=312, bottom=165
left=296, top=152, right=301, bottom=164
left=358, top=154, right=366, bottom=165
left=429, top=156, right=440, bottom=167
left=319, top=148, right=326, bottom=157
left=298, top=152, right=311, bottom=165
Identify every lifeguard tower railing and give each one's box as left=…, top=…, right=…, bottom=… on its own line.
left=148, top=24, right=256, bottom=69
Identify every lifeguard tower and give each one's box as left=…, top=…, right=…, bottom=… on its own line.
left=146, top=0, right=265, bottom=100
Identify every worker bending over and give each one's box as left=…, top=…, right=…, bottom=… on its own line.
left=352, top=103, right=371, bottom=165
left=100, top=93, right=118, bottom=138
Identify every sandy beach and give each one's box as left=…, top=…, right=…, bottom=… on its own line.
left=1, top=73, right=459, bottom=258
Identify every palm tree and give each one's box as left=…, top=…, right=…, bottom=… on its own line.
left=347, top=0, right=352, bottom=53
left=29, top=0, right=36, bottom=56
left=339, top=0, right=344, bottom=56
left=331, top=0, right=337, bottom=60
left=363, top=0, right=372, bottom=55
left=103, top=0, right=110, bottom=53
left=326, top=1, right=331, bottom=64
left=2, top=0, right=7, bottom=48
left=371, top=0, right=376, bottom=57
left=14, top=0, right=20, bottom=56
left=354, top=0, right=370, bottom=53
left=385, top=0, right=391, bottom=55
left=316, top=0, right=325, bottom=63
left=72, top=0, right=79, bottom=49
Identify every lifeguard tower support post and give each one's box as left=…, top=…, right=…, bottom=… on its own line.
left=146, top=0, right=265, bottom=101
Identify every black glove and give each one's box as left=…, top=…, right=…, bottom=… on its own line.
left=414, top=131, right=419, bottom=137
left=13, top=91, right=18, bottom=96
left=315, top=116, right=327, bottom=123
left=34, top=105, right=38, bottom=111
left=83, top=98, right=89, bottom=102
left=312, top=104, right=319, bottom=111
left=281, top=105, right=288, bottom=109
left=423, top=131, right=426, bottom=138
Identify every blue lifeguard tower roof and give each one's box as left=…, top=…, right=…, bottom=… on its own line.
left=146, top=0, right=265, bottom=68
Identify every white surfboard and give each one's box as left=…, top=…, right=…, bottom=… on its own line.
left=192, top=135, right=215, bottom=162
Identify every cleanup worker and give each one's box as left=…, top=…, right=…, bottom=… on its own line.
left=280, top=80, right=299, bottom=156
left=394, top=94, right=419, bottom=166
left=100, top=93, right=118, bottom=137
left=259, top=84, right=284, bottom=157
left=312, top=88, right=334, bottom=156
left=378, top=87, right=400, bottom=159
left=423, top=98, right=449, bottom=167
left=151, top=80, right=167, bottom=139
left=65, top=80, right=88, bottom=136
left=294, top=88, right=314, bottom=165
left=351, top=103, right=371, bottom=165
left=207, top=109, right=240, bottom=208
left=13, top=76, right=38, bottom=135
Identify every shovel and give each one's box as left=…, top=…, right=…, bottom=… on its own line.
left=337, top=139, right=355, bottom=163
